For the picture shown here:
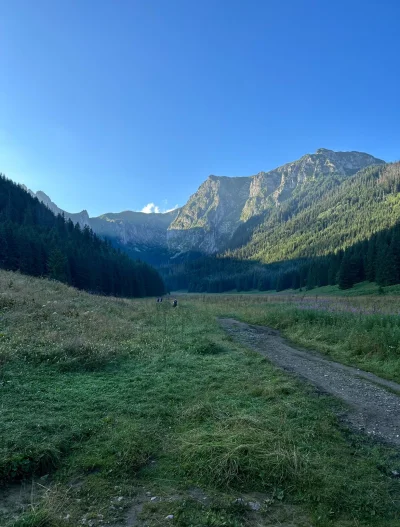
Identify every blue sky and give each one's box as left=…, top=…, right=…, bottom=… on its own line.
left=1, top=0, right=399, bottom=216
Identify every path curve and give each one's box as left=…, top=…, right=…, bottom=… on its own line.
left=220, top=318, right=400, bottom=447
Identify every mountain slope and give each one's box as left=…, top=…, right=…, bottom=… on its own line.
left=32, top=190, right=180, bottom=254
left=25, top=189, right=90, bottom=227
left=231, top=163, right=398, bottom=264
left=167, top=175, right=251, bottom=252
left=90, top=208, right=179, bottom=248
left=0, top=175, right=165, bottom=297
left=164, top=162, right=400, bottom=293
left=167, top=149, right=385, bottom=253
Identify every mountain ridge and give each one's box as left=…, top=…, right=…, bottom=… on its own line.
left=29, top=148, right=385, bottom=256
left=167, top=148, right=385, bottom=253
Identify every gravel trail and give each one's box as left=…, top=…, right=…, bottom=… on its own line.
left=220, top=318, right=400, bottom=447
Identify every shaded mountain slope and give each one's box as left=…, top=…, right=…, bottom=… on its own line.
left=91, top=208, right=179, bottom=248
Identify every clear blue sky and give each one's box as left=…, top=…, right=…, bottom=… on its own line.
left=1, top=0, right=399, bottom=216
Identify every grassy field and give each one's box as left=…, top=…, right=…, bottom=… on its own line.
left=1, top=271, right=400, bottom=527
left=282, top=281, right=400, bottom=297
left=195, top=293, right=400, bottom=383
left=187, top=281, right=400, bottom=297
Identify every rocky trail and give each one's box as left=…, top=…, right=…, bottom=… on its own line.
left=220, top=318, right=400, bottom=447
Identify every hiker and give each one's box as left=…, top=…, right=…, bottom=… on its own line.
left=172, top=299, right=178, bottom=308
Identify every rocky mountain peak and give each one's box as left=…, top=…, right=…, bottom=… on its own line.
left=315, top=148, right=333, bottom=154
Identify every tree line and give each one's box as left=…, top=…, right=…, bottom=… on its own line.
left=0, top=175, right=165, bottom=297
left=163, top=219, right=400, bottom=293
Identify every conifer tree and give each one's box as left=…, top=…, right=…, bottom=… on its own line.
left=338, top=255, right=356, bottom=289
left=48, top=248, right=69, bottom=282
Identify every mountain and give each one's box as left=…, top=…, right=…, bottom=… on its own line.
left=12, top=147, right=399, bottom=293
left=30, top=148, right=385, bottom=262
left=166, top=162, right=400, bottom=293
left=231, top=162, right=395, bottom=264
left=31, top=189, right=180, bottom=256
left=90, top=209, right=179, bottom=248
left=167, top=175, right=251, bottom=253
left=167, top=149, right=385, bottom=253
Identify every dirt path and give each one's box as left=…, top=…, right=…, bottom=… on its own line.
left=220, top=318, right=400, bottom=447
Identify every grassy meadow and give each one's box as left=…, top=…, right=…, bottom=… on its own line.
left=0, top=270, right=400, bottom=527
left=280, top=281, right=400, bottom=297
left=198, top=292, right=400, bottom=383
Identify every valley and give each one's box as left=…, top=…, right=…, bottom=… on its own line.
left=3, top=148, right=400, bottom=527
left=30, top=148, right=400, bottom=296
left=3, top=3, right=400, bottom=526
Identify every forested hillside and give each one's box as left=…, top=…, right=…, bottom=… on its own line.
left=0, top=175, right=165, bottom=297
left=230, top=163, right=400, bottom=262
left=164, top=163, right=400, bottom=293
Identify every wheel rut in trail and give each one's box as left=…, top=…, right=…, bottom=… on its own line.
left=220, top=318, right=400, bottom=447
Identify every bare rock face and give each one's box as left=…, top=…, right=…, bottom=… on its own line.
left=167, top=149, right=385, bottom=253
left=167, top=176, right=251, bottom=253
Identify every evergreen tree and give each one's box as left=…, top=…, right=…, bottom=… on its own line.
left=328, top=255, right=341, bottom=285
left=338, top=255, right=356, bottom=289
left=306, top=263, right=317, bottom=290
left=376, top=243, right=397, bottom=286
left=48, top=248, right=69, bottom=282
left=365, top=239, right=376, bottom=281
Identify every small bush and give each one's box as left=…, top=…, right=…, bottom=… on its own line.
left=0, top=447, right=62, bottom=483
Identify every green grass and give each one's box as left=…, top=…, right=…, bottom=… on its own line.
left=181, top=280, right=400, bottom=297
left=196, top=293, right=400, bottom=383
left=0, top=271, right=399, bottom=526
left=282, top=281, right=400, bottom=297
